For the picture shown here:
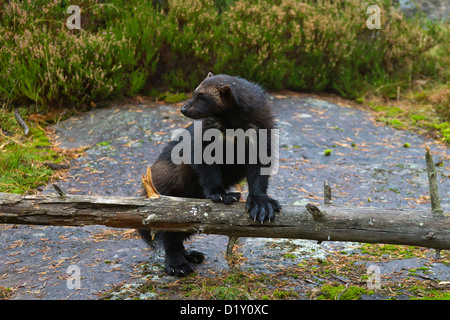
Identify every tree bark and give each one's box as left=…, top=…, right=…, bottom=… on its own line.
left=425, top=145, right=444, bottom=216
left=1, top=192, right=449, bottom=250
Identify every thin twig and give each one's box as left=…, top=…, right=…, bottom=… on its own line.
left=336, top=283, right=349, bottom=300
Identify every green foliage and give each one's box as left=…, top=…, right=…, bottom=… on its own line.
left=0, top=109, right=67, bottom=193
left=0, top=286, right=13, bottom=299
left=432, top=122, right=450, bottom=142
left=317, top=284, right=374, bottom=300
left=0, top=0, right=447, bottom=109
left=428, top=87, right=450, bottom=122
left=164, top=92, right=188, bottom=103
left=0, top=1, right=160, bottom=108
left=409, top=286, right=450, bottom=300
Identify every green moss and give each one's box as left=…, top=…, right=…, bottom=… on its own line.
left=408, top=269, right=418, bottom=276
left=212, top=287, right=250, bottom=300
left=0, top=286, right=13, bottom=299
left=410, top=114, right=428, bottom=122
left=368, top=98, right=449, bottom=145
left=283, top=253, right=297, bottom=259
left=0, top=110, right=67, bottom=193
left=360, top=244, right=419, bottom=259
left=164, top=93, right=188, bottom=104
left=434, top=122, right=450, bottom=142
left=273, top=289, right=298, bottom=299
left=386, top=118, right=404, bottom=127
left=324, top=149, right=332, bottom=156
left=374, top=106, right=404, bottom=118
left=317, top=284, right=373, bottom=300
left=410, top=286, right=450, bottom=300
left=417, top=267, right=430, bottom=272
left=97, top=141, right=111, bottom=147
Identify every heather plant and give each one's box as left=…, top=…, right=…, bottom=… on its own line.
left=0, top=0, right=161, bottom=109
left=428, top=87, right=450, bottom=122
left=214, top=0, right=293, bottom=89
left=156, top=0, right=219, bottom=90
left=0, top=0, right=447, bottom=108
left=215, top=0, right=439, bottom=97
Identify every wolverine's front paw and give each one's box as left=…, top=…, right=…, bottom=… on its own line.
left=246, top=194, right=281, bottom=223
left=209, top=192, right=241, bottom=204
left=165, top=260, right=194, bottom=277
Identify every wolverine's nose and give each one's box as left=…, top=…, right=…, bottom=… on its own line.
left=181, top=100, right=192, bottom=116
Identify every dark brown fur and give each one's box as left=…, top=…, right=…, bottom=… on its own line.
left=138, top=73, right=280, bottom=276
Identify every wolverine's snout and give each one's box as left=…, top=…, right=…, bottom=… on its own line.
left=181, top=100, right=193, bottom=116
left=180, top=104, right=187, bottom=115
left=181, top=101, right=199, bottom=119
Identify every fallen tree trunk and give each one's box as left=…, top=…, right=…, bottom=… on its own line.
left=1, top=192, right=449, bottom=250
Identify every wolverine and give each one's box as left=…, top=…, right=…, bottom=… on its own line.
left=138, top=73, right=281, bottom=276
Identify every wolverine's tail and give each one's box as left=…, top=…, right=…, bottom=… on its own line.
left=137, top=229, right=159, bottom=248
left=139, top=166, right=161, bottom=248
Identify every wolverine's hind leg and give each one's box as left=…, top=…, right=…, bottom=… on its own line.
left=161, top=232, right=205, bottom=277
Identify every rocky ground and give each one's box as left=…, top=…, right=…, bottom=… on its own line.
left=398, top=0, right=450, bottom=21
left=0, top=93, right=449, bottom=300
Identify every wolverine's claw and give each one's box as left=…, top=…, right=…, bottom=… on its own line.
left=246, top=194, right=281, bottom=224
left=209, top=192, right=241, bottom=204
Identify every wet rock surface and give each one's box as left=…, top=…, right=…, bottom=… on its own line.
left=0, top=94, right=449, bottom=300
left=397, top=0, right=450, bottom=21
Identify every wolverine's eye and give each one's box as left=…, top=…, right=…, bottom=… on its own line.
left=198, top=95, right=207, bottom=102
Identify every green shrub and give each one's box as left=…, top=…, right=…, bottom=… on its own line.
left=157, top=0, right=220, bottom=90
left=0, top=108, right=66, bottom=193
left=0, top=0, right=160, bottom=109
left=0, top=0, right=447, bottom=109
left=213, top=0, right=440, bottom=98
left=428, top=87, right=450, bottom=121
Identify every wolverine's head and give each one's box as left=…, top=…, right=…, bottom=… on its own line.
left=181, top=73, right=235, bottom=120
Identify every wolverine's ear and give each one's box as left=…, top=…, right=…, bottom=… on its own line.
left=207, top=72, right=214, bottom=78
left=218, top=85, right=234, bottom=102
